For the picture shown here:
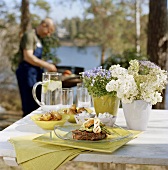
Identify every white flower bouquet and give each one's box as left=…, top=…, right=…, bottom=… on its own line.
left=106, top=60, right=168, bottom=105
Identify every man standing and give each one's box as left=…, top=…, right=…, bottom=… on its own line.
left=16, top=18, right=57, bottom=117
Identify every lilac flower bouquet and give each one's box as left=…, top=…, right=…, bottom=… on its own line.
left=80, top=66, right=117, bottom=97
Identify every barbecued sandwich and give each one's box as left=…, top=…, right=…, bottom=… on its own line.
left=72, top=118, right=111, bottom=141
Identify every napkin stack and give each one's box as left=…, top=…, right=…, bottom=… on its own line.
left=10, top=135, right=84, bottom=170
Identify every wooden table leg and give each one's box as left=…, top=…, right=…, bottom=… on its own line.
left=98, top=163, right=103, bottom=170
left=115, top=164, right=126, bottom=170
left=106, top=163, right=110, bottom=169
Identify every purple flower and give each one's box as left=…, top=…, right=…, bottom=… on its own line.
left=106, top=71, right=111, bottom=79
left=139, top=61, right=160, bottom=69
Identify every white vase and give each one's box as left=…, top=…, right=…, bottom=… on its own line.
left=122, top=100, right=152, bottom=131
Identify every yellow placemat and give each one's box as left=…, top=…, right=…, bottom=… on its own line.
left=34, top=128, right=141, bottom=153
left=10, top=128, right=141, bottom=170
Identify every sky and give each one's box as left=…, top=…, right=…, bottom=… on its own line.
left=4, top=0, right=86, bottom=24
left=46, top=1, right=86, bottom=23
left=4, top=0, right=149, bottom=24
left=44, top=0, right=149, bottom=23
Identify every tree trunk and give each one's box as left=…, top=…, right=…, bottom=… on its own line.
left=135, top=0, right=141, bottom=54
left=20, top=0, right=31, bottom=37
left=147, top=0, right=168, bottom=109
left=101, top=46, right=105, bottom=65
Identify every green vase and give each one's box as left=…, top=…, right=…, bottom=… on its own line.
left=93, top=95, right=120, bottom=116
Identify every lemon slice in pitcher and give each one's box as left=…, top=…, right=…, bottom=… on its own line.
left=42, top=81, right=49, bottom=93
left=48, top=81, right=62, bottom=91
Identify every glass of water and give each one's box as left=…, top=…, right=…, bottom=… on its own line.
left=77, top=86, right=91, bottom=108
left=61, top=88, right=74, bottom=108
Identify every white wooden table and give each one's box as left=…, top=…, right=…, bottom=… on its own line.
left=0, top=108, right=168, bottom=170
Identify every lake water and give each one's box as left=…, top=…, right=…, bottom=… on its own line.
left=56, top=46, right=106, bottom=70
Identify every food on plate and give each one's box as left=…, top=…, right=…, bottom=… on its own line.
left=63, top=70, right=72, bottom=76
left=62, top=104, right=92, bottom=115
left=67, top=108, right=77, bottom=115
left=72, top=118, right=111, bottom=141
left=67, top=104, right=77, bottom=114
left=59, top=104, right=93, bottom=123
left=70, top=104, right=77, bottom=110
left=38, top=111, right=62, bottom=121
left=31, top=113, right=69, bottom=130
left=77, top=107, right=87, bottom=113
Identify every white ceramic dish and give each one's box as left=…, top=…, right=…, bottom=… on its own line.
left=74, top=113, right=95, bottom=124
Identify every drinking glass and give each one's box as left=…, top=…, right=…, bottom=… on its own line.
left=61, top=88, right=74, bottom=108
left=32, top=72, right=62, bottom=111
left=77, top=86, right=91, bottom=108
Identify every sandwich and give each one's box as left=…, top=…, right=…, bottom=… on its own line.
left=72, top=118, right=111, bottom=141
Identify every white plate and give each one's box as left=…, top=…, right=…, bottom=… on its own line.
left=54, top=124, right=133, bottom=143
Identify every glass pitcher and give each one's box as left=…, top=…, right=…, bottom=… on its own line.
left=32, top=72, right=62, bottom=111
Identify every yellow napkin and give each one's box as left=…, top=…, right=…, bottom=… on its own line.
left=10, top=129, right=141, bottom=170
left=10, top=134, right=85, bottom=170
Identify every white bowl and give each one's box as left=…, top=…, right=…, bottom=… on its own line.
left=98, top=116, right=116, bottom=127
left=74, top=113, right=95, bottom=124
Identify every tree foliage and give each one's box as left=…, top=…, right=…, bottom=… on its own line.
left=61, top=0, right=148, bottom=65
left=32, top=0, right=51, bottom=14
left=0, top=1, right=19, bottom=72
left=102, top=48, right=148, bottom=69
